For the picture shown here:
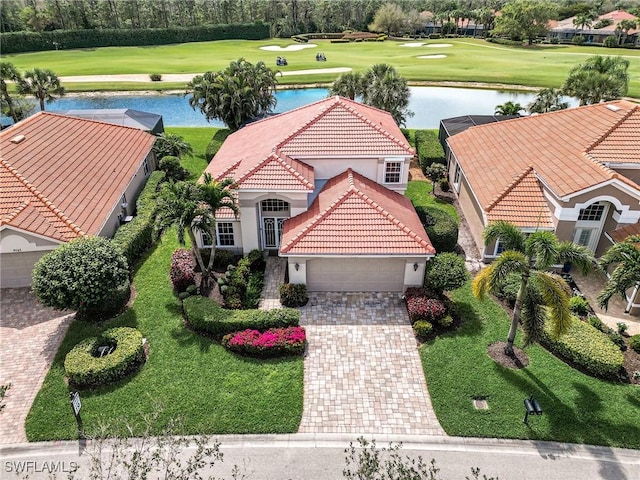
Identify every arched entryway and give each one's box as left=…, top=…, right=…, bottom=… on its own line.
left=259, top=199, right=290, bottom=252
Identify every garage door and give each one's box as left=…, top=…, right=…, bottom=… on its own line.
left=0, top=251, right=46, bottom=288
left=306, top=258, right=405, bottom=292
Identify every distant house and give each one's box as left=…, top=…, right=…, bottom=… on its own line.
left=438, top=114, right=519, bottom=157
left=548, top=9, right=639, bottom=45
left=202, top=96, right=434, bottom=292
left=0, top=112, right=157, bottom=288
left=446, top=101, right=640, bottom=263
left=57, top=109, right=164, bottom=134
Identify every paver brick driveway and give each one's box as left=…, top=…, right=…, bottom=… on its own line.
left=298, top=292, right=445, bottom=435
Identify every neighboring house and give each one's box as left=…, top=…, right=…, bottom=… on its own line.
left=57, top=109, right=164, bottom=134
left=439, top=114, right=519, bottom=158
left=606, top=222, right=640, bottom=315
left=446, top=100, right=640, bottom=263
left=0, top=112, right=157, bottom=288
left=548, top=10, right=639, bottom=45
left=203, top=96, right=435, bottom=292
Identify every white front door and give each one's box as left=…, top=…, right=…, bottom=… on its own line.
left=572, top=203, right=609, bottom=253
left=262, top=217, right=286, bottom=249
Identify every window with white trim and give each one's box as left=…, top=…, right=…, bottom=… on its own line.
left=143, top=159, right=150, bottom=175
left=494, top=240, right=505, bottom=256
left=201, top=223, right=235, bottom=247
left=578, top=203, right=605, bottom=222
left=261, top=199, right=289, bottom=213
left=384, top=161, right=402, bottom=183
left=453, top=163, right=461, bottom=189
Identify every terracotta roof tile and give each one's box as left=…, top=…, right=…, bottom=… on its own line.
left=609, top=222, right=640, bottom=243
left=280, top=169, right=434, bottom=256
left=587, top=108, right=640, bottom=165
left=0, top=112, right=156, bottom=238
left=235, top=153, right=314, bottom=190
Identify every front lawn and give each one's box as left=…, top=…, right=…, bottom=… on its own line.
left=421, top=283, right=640, bottom=449
left=406, top=180, right=459, bottom=221
left=25, top=231, right=303, bottom=441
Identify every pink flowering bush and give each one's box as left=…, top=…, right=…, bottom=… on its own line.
left=222, top=326, right=306, bottom=357
left=170, top=248, right=195, bottom=292
left=406, top=296, right=446, bottom=324
left=404, top=287, right=438, bottom=300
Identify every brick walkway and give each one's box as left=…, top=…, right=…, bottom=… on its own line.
left=259, top=256, right=286, bottom=310
left=0, top=288, right=74, bottom=445
left=298, top=292, right=445, bottom=435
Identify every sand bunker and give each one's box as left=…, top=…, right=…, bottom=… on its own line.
left=400, top=42, right=425, bottom=47
left=418, top=54, right=447, bottom=59
left=425, top=43, right=453, bottom=48
left=260, top=44, right=318, bottom=51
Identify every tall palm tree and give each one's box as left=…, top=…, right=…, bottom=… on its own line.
left=572, top=13, right=594, bottom=32
left=494, top=101, right=523, bottom=116
left=329, top=72, right=363, bottom=100
left=597, top=234, right=640, bottom=311
left=562, top=55, right=630, bottom=105
left=0, top=62, right=22, bottom=123
left=473, top=221, right=596, bottom=355
left=198, top=173, right=238, bottom=274
left=615, top=19, right=637, bottom=45
left=18, top=68, right=65, bottom=111
left=527, top=88, right=569, bottom=114
left=361, top=64, right=413, bottom=126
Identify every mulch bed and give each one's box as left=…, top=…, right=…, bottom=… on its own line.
left=623, top=344, right=640, bottom=385
left=487, top=341, right=530, bottom=369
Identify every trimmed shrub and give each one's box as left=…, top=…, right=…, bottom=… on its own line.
left=608, top=332, right=627, bottom=351
left=568, top=296, right=590, bottom=316
left=222, top=326, right=306, bottom=357
left=64, top=327, right=145, bottom=388
left=630, top=335, right=640, bottom=353
left=603, top=35, right=618, bottom=48
left=149, top=73, right=162, bottom=81
left=436, top=315, right=454, bottom=328
left=404, top=286, right=438, bottom=300
left=572, top=35, right=585, bottom=45
left=617, top=322, right=628, bottom=335
left=279, top=283, right=309, bottom=307
left=170, top=249, right=196, bottom=292
left=112, top=170, right=165, bottom=268
left=413, top=321, right=433, bottom=337
left=439, top=178, right=450, bottom=192
left=424, top=252, right=469, bottom=294
left=0, top=23, right=270, bottom=54
left=199, top=248, right=237, bottom=270
left=407, top=296, right=446, bottom=324
left=541, top=317, right=624, bottom=378
left=183, top=296, right=299, bottom=338
left=414, top=206, right=459, bottom=253
left=219, top=251, right=265, bottom=309
left=588, top=315, right=604, bottom=331
left=415, top=130, right=445, bottom=171
left=205, top=129, right=231, bottom=160
left=159, top=156, right=189, bottom=181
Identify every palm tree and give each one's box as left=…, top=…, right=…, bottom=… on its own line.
left=472, top=221, right=596, bottom=355
left=494, top=101, right=523, bottom=116
left=153, top=133, right=193, bottom=159
left=198, top=173, right=238, bottom=274
left=562, top=55, right=630, bottom=105
left=329, top=72, right=363, bottom=100
left=154, top=181, right=213, bottom=277
left=360, top=64, right=413, bottom=126
left=185, top=58, right=277, bottom=131
left=615, top=19, right=637, bottom=45
left=597, top=235, right=640, bottom=311
left=572, top=13, right=594, bottom=32
left=0, top=62, right=22, bottom=123
left=18, top=68, right=65, bottom=111
left=527, top=88, right=569, bottom=114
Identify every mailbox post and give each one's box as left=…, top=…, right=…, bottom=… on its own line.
left=523, top=395, right=543, bottom=424
left=69, top=391, right=84, bottom=438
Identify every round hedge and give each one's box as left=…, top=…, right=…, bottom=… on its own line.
left=630, top=334, right=640, bottom=354
left=414, top=206, right=458, bottom=253
left=64, top=327, right=145, bottom=388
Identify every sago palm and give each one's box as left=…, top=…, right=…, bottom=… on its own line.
left=472, top=221, right=596, bottom=355
left=597, top=234, right=640, bottom=311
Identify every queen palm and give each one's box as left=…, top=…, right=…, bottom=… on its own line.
left=597, top=235, right=640, bottom=311
left=0, top=62, right=22, bottom=123
left=562, top=55, right=629, bottom=105
left=494, top=101, right=522, bottom=116
left=18, top=68, right=65, bottom=111
left=473, top=221, right=596, bottom=355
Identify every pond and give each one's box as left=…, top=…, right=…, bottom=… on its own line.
left=13, top=87, right=579, bottom=129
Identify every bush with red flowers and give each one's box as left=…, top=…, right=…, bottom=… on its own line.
left=170, top=248, right=195, bottom=292
left=222, top=326, right=306, bottom=358
left=406, top=296, right=446, bottom=324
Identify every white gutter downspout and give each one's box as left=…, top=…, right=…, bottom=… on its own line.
left=625, top=281, right=640, bottom=314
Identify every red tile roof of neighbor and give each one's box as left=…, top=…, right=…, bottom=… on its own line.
left=609, top=222, right=640, bottom=243
left=205, top=96, right=414, bottom=190
left=447, top=101, right=640, bottom=228
left=0, top=112, right=156, bottom=240
left=280, top=169, right=434, bottom=256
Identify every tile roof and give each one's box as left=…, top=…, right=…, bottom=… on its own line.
left=0, top=112, right=156, bottom=239
left=280, top=169, right=434, bottom=256
left=447, top=101, right=640, bottom=227
left=609, top=222, right=640, bottom=243
left=205, top=96, right=413, bottom=189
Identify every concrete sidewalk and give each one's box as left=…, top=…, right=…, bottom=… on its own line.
left=2, top=434, right=638, bottom=480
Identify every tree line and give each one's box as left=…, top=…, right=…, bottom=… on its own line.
left=3, top=0, right=638, bottom=36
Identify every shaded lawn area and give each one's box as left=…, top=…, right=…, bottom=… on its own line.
left=406, top=180, right=459, bottom=221
left=165, top=126, right=230, bottom=181
left=25, top=231, right=303, bottom=441
left=421, top=283, right=640, bottom=449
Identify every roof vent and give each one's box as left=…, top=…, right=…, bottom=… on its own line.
left=606, top=105, right=621, bottom=112
left=10, top=134, right=25, bottom=144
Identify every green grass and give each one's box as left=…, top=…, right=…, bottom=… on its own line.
left=421, top=283, right=640, bottom=448
left=5, top=38, right=640, bottom=96
left=25, top=230, right=303, bottom=441
left=406, top=180, right=459, bottom=221
left=164, top=126, right=220, bottom=180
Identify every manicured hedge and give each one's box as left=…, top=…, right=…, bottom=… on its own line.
left=279, top=283, right=309, bottom=307
left=204, top=129, right=231, bottom=160
left=0, top=23, right=269, bottom=54
left=218, top=250, right=265, bottom=309
left=64, top=327, right=145, bottom=388
left=183, top=296, right=299, bottom=339
left=415, top=130, right=445, bottom=172
left=222, top=326, right=306, bottom=357
left=112, top=170, right=165, bottom=269
left=541, top=317, right=624, bottom=379
left=630, top=335, right=640, bottom=354
left=414, top=205, right=458, bottom=253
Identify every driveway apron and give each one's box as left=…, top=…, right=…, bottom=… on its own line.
left=0, top=288, right=74, bottom=445
left=298, top=292, right=445, bottom=435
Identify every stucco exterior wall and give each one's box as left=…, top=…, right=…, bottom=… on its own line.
left=457, top=176, right=486, bottom=256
